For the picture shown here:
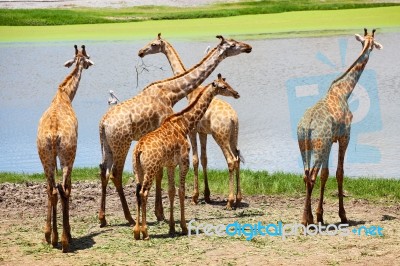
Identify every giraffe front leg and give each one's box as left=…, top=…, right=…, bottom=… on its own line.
left=189, top=131, right=200, bottom=205
left=199, top=133, right=211, bottom=203
left=179, top=151, right=189, bottom=235
left=167, top=167, right=176, bottom=236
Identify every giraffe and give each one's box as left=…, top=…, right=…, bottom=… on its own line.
left=37, top=45, right=94, bottom=252
left=138, top=33, right=242, bottom=209
left=99, top=35, right=252, bottom=227
left=133, top=74, right=240, bottom=240
left=297, top=29, right=383, bottom=226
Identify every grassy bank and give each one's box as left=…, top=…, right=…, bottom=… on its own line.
left=1, top=6, right=400, bottom=42
left=1, top=0, right=399, bottom=26
left=1, top=167, right=399, bottom=202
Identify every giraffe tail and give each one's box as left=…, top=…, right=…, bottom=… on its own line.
left=134, top=150, right=143, bottom=206
left=236, top=148, right=245, bottom=164
left=300, top=127, right=313, bottom=184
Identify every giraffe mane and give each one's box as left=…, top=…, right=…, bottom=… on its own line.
left=164, top=84, right=210, bottom=122
left=142, top=46, right=218, bottom=91
left=58, top=64, right=80, bottom=93
left=164, top=39, right=187, bottom=72
left=330, top=37, right=372, bottom=88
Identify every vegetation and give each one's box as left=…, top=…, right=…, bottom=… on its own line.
left=1, top=167, right=399, bottom=202
left=0, top=0, right=399, bottom=26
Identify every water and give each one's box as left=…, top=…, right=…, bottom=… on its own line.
left=1, top=33, right=399, bottom=178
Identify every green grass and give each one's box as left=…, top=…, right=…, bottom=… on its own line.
left=1, top=167, right=399, bottom=202
left=1, top=5, right=399, bottom=42
left=0, top=0, right=399, bottom=26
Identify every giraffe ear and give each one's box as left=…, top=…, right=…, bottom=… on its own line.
left=64, top=58, right=75, bottom=68
left=85, top=58, right=95, bottom=67
left=355, top=34, right=364, bottom=43
left=374, top=41, right=383, bottom=50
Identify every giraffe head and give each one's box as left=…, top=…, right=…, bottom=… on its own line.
left=138, top=33, right=165, bottom=57
left=211, top=73, right=240, bottom=99
left=355, top=28, right=383, bottom=52
left=215, top=35, right=252, bottom=58
left=64, top=45, right=94, bottom=69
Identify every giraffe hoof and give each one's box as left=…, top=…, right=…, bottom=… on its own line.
left=44, top=232, right=51, bottom=244
left=61, top=240, right=69, bottom=253
left=181, top=228, right=188, bottom=236
left=99, top=221, right=107, bottom=228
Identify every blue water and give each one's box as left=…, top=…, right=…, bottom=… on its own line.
left=1, top=33, right=399, bottom=178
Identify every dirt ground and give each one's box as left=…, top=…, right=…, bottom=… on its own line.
left=0, top=180, right=399, bottom=265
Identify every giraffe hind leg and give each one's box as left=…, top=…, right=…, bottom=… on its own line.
left=99, top=133, right=112, bottom=228
left=337, top=137, right=349, bottom=223
left=41, top=154, right=58, bottom=247
left=58, top=165, right=72, bottom=253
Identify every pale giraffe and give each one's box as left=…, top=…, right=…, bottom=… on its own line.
left=37, top=45, right=94, bottom=252
left=138, top=33, right=242, bottom=209
left=99, top=36, right=252, bottom=227
left=133, top=74, right=240, bottom=240
left=297, top=29, right=382, bottom=225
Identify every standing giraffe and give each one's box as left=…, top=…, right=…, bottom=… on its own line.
left=133, top=74, right=240, bottom=240
left=138, top=33, right=242, bottom=209
left=297, top=29, right=382, bottom=225
left=99, top=36, right=252, bottom=227
left=37, top=45, right=94, bottom=252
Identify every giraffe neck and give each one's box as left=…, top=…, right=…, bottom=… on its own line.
left=170, top=83, right=216, bottom=135
left=327, top=44, right=371, bottom=100
left=147, top=46, right=225, bottom=107
left=56, top=62, right=84, bottom=102
left=163, top=40, right=186, bottom=75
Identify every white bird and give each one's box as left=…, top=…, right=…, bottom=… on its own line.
left=204, top=45, right=210, bottom=54
left=108, top=90, right=120, bottom=106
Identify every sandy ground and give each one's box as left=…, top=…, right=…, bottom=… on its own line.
left=0, top=0, right=241, bottom=9
left=0, top=181, right=399, bottom=265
